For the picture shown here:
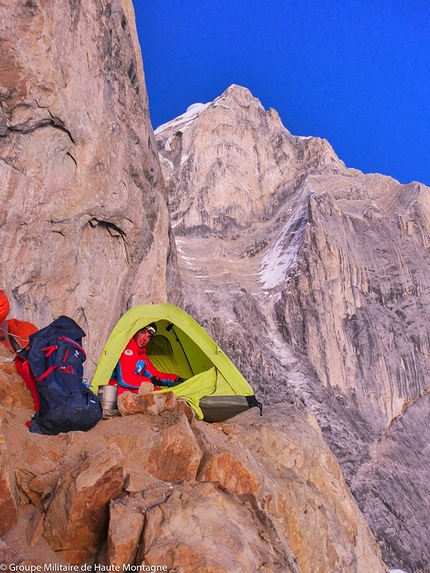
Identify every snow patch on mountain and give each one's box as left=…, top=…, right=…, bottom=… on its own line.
left=259, top=202, right=309, bottom=293
left=155, top=102, right=209, bottom=135
left=211, top=102, right=237, bottom=116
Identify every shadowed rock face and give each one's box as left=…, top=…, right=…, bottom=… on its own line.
left=156, top=84, right=430, bottom=572
left=0, top=0, right=181, bottom=376
left=351, top=394, right=430, bottom=573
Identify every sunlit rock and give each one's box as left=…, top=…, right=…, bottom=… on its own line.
left=0, top=0, right=180, bottom=378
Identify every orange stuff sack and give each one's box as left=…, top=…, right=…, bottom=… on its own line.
left=0, top=318, right=38, bottom=352
left=0, top=290, right=10, bottom=322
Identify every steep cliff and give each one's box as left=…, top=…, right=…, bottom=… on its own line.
left=0, top=0, right=181, bottom=376
left=156, top=85, right=430, bottom=572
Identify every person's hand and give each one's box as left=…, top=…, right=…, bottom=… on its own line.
left=152, top=377, right=175, bottom=387
left=152, top=377, right=187, bottom=387
left=168, top=377, right=187, bottom=387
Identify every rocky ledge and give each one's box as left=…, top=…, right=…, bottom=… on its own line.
left=0, top=347, right=387, bottom=572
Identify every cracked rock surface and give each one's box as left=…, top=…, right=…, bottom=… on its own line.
left=0, top=0, right=181, bottom=376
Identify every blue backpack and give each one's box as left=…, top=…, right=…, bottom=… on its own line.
left=26, top=316, right=102, bottom=435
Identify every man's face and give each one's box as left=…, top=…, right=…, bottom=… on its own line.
left=134, top=328, right=153, bottom=349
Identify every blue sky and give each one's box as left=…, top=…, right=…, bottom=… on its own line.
left=134, top=0, right=430, bottom=186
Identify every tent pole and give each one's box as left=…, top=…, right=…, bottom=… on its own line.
left=167, top=323, right=195, bottom=376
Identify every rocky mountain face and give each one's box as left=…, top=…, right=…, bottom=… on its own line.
left=0, top=0, right=181, bottom=377
left=156, top=85, right=430, bottom=573
left=0, top=1, right=425, bottom=572
left=0, top=347, right=388, bottom=572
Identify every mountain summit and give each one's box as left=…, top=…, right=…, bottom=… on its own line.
left=156, top=84, right=340, bottom=236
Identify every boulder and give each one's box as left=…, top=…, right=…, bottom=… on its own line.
left=196, top=423, right=261, bottom=495
left=3, top=415, right=70, bottom=507
left=0, top=366, right=388, bottom=572
left=139, top=481, right=301, bottom=573
left=43, top=448, right=125, bottom=562
left=227, top=406, right=387, bottom=573
left=107, top=501, right=145, bottom=566
left=144, top=413, right=203, bottom=482
left=117, top=389, right=177, bottom=416
left=0, top=358, right=34, bottom=411
left=104, top=407, right=202, bottom=483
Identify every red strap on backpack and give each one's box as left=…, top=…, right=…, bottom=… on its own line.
left=14, top=354, right=40, bottom=412
left=42, top=345, right=57, bottom=357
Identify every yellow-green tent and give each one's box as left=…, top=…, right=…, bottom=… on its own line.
left=91, top=303, right=261, bottom=421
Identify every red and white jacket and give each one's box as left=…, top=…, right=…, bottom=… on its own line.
left=110, top=336, right=178, bottom=394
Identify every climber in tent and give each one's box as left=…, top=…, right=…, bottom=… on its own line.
left=109, top=322, right=186, bottom=395
left=92, top=303, right=261, bottom=421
